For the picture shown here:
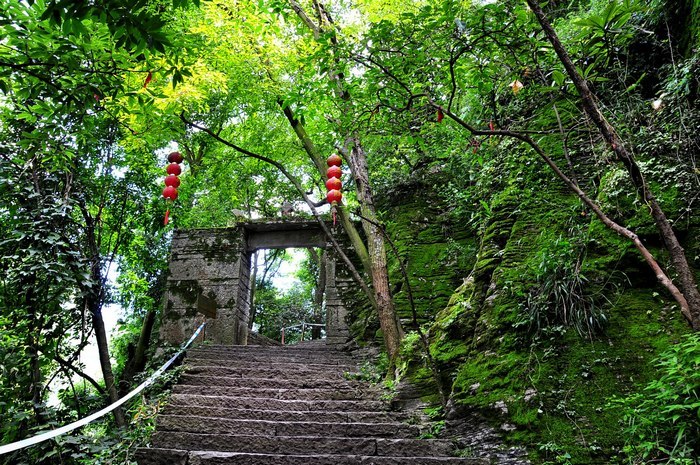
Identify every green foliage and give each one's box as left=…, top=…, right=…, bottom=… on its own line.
left=613, top=333, right=700, bottom=464
left=254, top=281, right=317, bottom=342
left=344, top=358, right=386, bottom=385
left=538, top=441, right=574, bottom=465
left=0, top=1, right=698, bottom=464
left=519, top=233, right=608, bottom=338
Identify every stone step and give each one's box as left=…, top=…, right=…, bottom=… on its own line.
left=185, top=357, right=358, bottom=370
left=136, top=449, right=488, bottom=465
left=150, top=432, right=457, bottom=457
left=190, top=452, right=487, bottom=465
left=186, top=354, right=355, bottom=366
left=161, top=405, right=408, bottom=424
left=137, top=344, right=492, bottom=465
left=184, top=365, right=358, bottom=380
left=156, top=415, right=421, bottom=438
left=178, top=374, right=365, bottom=390
left=187, top=346, right=352, bottom=358
left=190, top=344, right=343, bottom=353
left=167, top=393, right=388, bottom=412
left=188, top=346, right=352, bottom=355
left=172, top=385, right=375, bottom=401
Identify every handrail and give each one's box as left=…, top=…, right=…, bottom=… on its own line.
left=0, top=322, right=206, bottom=456
left=280, top=322, right=325, bottom=345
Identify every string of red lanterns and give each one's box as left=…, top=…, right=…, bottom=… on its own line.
left=325, top=154, right=342, bottom=226
left=162, top=151, right=184, bottom=225
left=162, top=152, right=339, bottom=226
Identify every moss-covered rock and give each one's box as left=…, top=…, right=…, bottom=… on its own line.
left=391, top=157, right=697, bottom=464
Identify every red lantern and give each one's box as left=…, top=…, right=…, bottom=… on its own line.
left=327, top=189, right=342, bottom=205
left=162, top=186, right=178, bottom=200
left=164, top=175, right=181, bottom=188
left=327, top=154, right=342, bottom=167
left=166, top=163, right=182, bottom=176
left=168, top=151, right=184, bottom=163
left=325, top=177, right=341, bottom=191
left=326, top=165, right=342, bottom=179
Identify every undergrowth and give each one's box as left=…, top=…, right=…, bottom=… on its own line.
left=612, top=332, right=700, bottom=465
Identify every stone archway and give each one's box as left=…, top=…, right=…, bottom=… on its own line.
left=158, top=219, right=350, bottom=346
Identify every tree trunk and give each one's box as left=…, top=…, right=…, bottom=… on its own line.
left=133, top=310, right=156, bottom=374
left=119, top=310, right=156, bottom=396
left=286, top=0, right=404, bottom=358
left=81, top=205, right=127, bottom=427
left=22, top=277, right=44, bottom=420
left=347, top=136, right=403, bottom=360
left=279, top=103, right=373, bottom=276
left=527, top=0, right=700, bottom=329
left=90, top=300, right=126, bottom=427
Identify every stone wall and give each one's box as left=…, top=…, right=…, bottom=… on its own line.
left=160, top=228, right=251, bottom=346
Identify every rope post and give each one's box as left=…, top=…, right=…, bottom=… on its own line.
left=281, top=328, right=285, bottom=345
left=301, top=323, right=306, bottom=342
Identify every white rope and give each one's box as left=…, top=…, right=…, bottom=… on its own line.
left=0, top=322, right=206, bottom=456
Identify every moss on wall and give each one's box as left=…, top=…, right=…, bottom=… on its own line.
left=379, top=174, right=479, bottom=325
left=386, top=154, right=698, bottom=463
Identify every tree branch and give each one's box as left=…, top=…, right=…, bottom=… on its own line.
left=40, top=349, right=106, bottom=395
left=429, top=99, right=693, bottom=325
left=288, top=0, right=321, bottom=39
left=180, top=112, right=377, bottom=310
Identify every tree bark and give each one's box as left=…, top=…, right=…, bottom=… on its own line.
left=119, top=310, right=156, bottom=396
left=279, top=102, right=373, bottom=275
left=81, top=205, right=126, bottom=427
left=347, top=136, right=403, bottom=360
left=526, top=0, right=700, bottom=329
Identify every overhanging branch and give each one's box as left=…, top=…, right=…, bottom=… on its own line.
left=179, top=112, right=377, bottom=310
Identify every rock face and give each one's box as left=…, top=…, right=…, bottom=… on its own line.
left=136, top=343, right=487, bottom=465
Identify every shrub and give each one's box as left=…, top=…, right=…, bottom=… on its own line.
left=614, top=333, right=700, bottom=464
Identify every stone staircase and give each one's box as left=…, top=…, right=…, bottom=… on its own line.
left=136, top=343, right=487, bottom=465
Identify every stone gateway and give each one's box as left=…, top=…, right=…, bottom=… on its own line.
left=159, top=220, right=351, bottom=347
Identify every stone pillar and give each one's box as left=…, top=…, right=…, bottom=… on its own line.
left=159, top=228, right=250, bottom=346
left=324, top=255, right=350, bottom=346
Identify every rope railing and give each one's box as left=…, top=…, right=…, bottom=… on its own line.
left=0, top=322, right=206, bottom=456
left=280, top=322, right=325, bottom=345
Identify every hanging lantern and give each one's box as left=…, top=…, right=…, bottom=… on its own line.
left=162, top=186, right=178, bottom=200
left=163, top=152, right=185, bottom=226
left=325, top=177, right=341, bottom=191
left=325, top=155, right=343, bottom=226
left=164, top=174, right=181, bottom=188
left=326, top=165, right=342, bottom=179
left=327, top=189, right=342, bottom=205
left=166, top=163, right=182, bottom=176
left=168, top=151, right=184, bottom=163
left=327, top=154, right=342, bottom=167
